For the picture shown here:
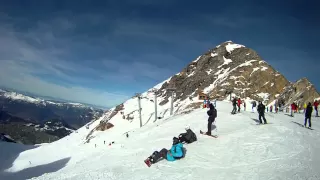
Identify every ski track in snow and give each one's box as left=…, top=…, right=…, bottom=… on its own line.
left=1, top=101, right=320, bottom=180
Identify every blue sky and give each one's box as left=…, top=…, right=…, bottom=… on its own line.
left=0, top=0, right=319, bottom=108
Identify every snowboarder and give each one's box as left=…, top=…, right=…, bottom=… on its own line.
left=178, top=126, right=197, bottom=144
left=231, top=97, right=237, bottom=114
left=205, top=103, right=217, bottom=135
left=314, top=100, right=319, bottom=117
left=257, top=101, right=267, bottom=124
left=305, top=102, right=313, bottom=128
left=145, top=137, right=184, bottom=166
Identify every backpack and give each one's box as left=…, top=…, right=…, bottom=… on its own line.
left=180, top=129, right=197, bottom=144
left=213, top=109, right=217, bottom=118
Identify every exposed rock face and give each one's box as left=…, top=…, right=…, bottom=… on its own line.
left=96, top=122, right=114, bottom=131
left=157, top=41, right=290, bottom=104
left=276, top=78, right=320, bottom=107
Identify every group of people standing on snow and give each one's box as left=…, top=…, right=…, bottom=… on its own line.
left=232, top=97, right=319, bottom=128
left=231, top=97, right=246, bottom=114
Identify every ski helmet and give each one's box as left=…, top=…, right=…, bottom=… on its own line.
left=185, top=125, right=190, bottom=131
left=173, top=137, right=179, bottom=145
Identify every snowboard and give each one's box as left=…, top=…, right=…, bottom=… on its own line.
left=255, top=123, right=272, bottom=125
left=200, top=130, right=218, bottom=138
left=144, top=158, right=152, bottom=167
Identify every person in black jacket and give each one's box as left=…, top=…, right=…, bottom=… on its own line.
left=206, top=103, right=217, bottom=135
left=231, top=97, right=237, bottom=114
left=305, top=102, right=313, bottom=128
left=178, top=126, right=197, bottom=144
left=257, top=101, right=267, bottom=124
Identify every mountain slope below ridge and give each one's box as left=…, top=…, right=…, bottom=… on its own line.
left=275, top=78, right=320, bottom=107
left=2, top=100, right=320, bottom=180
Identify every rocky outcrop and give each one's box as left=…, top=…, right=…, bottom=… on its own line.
left=276, top=78, right=320, bottom=107
left=96, top=122, right=114, bottom=131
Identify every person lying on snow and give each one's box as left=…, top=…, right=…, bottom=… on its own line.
left=178, top=126, right=197, bottom=144
left=146, top=137, right=184, bottom=165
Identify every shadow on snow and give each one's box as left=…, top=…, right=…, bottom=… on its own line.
left=0, top=142, right=70, bottom=180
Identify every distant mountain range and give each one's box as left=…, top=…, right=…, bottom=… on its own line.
left=0, top=86, right=109, bottom=109
left=0, top=89, right=105, bottom=144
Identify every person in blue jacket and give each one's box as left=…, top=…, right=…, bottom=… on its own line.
left=147, top=137, right=184, bottom=164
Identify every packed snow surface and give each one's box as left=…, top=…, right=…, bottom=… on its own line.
left=1, top=101, right=320, bottom=180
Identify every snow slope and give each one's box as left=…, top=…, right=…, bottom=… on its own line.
left=1, top=101, right=320, bottom=180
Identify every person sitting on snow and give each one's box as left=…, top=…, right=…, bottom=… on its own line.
left=178, top=126, right=197, bottom=144
left=146, top=137, right=184, bottom=164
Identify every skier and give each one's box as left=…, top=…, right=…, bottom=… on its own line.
left=213, top=99, right=217, bottom=107
left=252, top=101, right=257, bottom=112
left=205, top=103, right=217, bottom=135
left=270, top=105, right=273, bottom=113
left=206, top=98, right=211, bottom=108
left=145, top=137, right=184, bottom=165
left=231, top=97, right=237, bottom=114
left=178, top=126, right=197, bottom=144
left=267, top=106, right=269, bottom=112
left=126, top=133, right=129, bottom=138
left=203, top=99, right=207, bottom=108
left=314, top=100, right=319, bottom=117
left=291, top=103, right=296, bottom=117
left=303, top=103, right=307, bottom=113
left=305, top=102, right=313, bottom=128
left=257, top=101, right=267, bottom=124
left=237, top=98, right=241, bottom=112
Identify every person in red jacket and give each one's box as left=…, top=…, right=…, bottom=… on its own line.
left=314, top=100, right=319, bottom=117
left=291, top=103, right=296, bottom=117
left=237, top=98, right=241, bottom=112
